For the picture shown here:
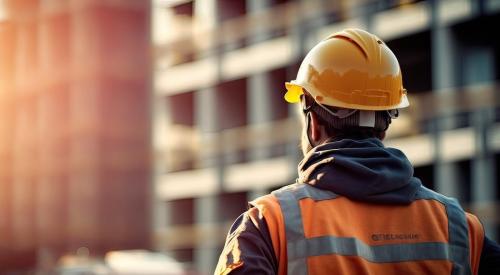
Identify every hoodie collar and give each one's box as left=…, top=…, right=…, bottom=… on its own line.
left=298, top=138, right=421, bottom=204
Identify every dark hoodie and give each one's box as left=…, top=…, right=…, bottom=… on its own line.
left=298, top=138, right=421, bottom=204
left=215, top=138, right=500, bottom=275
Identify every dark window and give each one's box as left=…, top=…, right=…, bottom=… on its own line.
left=218, top=0, right=246, bottom=22
left=452, top=13, right=500, bottom=84
left=271, top=0, right=290, bottom=6
left=169, top=91, right=195, bottom=126
left=385, top=31, right=432, bottom=94
left=269, top=67, right=289, bottom=120
left=168, top=198, right=195, bottom=225
left=217, top=192, right=247, bottom=222
left=216, top=78, right=247, bottom=130
left=172, top=1, right=193, bottom=17
left=414, top=164, right=434, bottom=190
left=171, top=248, right=194, bottom=263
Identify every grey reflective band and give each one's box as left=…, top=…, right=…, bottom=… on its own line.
left=292, top=183, right=338, bottom=201
left=415, top=187, right=471, bottom=275
left=273, top=184, right=337, bottom=275
left=273, top=187, right=304, bottom=241
left=272, top=184, right=472, bottom=275
left=288, top=236, right=467, bottom=263
left=273, top=184, right=308, bottom=274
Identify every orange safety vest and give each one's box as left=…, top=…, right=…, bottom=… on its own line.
left=250, top=183, right=484, bottom=275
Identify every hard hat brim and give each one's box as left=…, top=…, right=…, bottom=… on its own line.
left=284, top=82, right=410, bottom=110
left=284, top=82, right=303, bottom=103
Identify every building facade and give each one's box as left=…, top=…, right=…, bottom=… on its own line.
left=153, top=0, right=500, bottom=273
left=0, top=0, right=152, bottom=272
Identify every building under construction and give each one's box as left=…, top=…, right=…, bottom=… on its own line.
left=153, top=0, right=500, bottom=273
left=0, top=0, right=499, bottom=273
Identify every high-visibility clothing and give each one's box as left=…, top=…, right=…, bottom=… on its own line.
left=215, top=138, right=499, bottom=275
left=251, top=183, right=484, bottom=275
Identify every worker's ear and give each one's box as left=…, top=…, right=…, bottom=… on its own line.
left=309, top=112, right=326, bottom=144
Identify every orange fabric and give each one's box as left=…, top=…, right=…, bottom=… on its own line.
left=308, top=255, right=453, bottom=275
left=299, top=197, right=448, bottom=245
left=251, top=194, right=288, bottom=275
left=466, top=213, right=485, bottom=275
left=253, top=193, right=484, bottom=275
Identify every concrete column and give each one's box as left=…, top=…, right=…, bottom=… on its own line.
left=152, top=95, right=169, bottom=251
left=194, top=0, right=219, bottom=168
left=246, top=0, right=272, bottom=161
left=286, top=0, right=308, bottom=170
left=194, top=0, right=217, bottom=29
left=463, top=46, right=497, bottom=240
left=248, top=74, right=271, bottom=125
left=471, top=109, right=496, bottom=240
left=196, top=88, right=218, bottom=134
left=430, top=0, right=464, bottom=200
left=193, top=0, right=220, bottom=273
left=471, top=0, right=486, bottom=15
left=196, top=87, right=218, bottom=168
left=246, top=0, right=270, bottom=43
left=194, top=195, right=219, bottom=274
left=193, top=69, right=221, bottom=275
left=154, top=201, right=169, bottom=254
left=247, top=73, right=272, bottom=161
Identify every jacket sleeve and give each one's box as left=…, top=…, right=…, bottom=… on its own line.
left=214, top=207, right=278, bottom=275
left=478, top=236, right=500, bottom=275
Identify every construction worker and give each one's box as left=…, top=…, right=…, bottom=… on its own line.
left=215, top=29, right=500, bottom=274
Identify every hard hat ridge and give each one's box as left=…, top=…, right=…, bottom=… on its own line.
left=284, top=28, right=409, bottom=112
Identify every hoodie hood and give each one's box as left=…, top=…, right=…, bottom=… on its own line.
left=298, top=138, right=421, bottom=204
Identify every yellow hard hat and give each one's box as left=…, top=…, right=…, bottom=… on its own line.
left=285, top=28, right=409, bottom=111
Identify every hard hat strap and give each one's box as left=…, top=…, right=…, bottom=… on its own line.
left=302, top=93, right=396, bottom=132
left=387, top=109, right=399, bottom=119
left=305, top=111, right=314, bottom=149
left=300, top=94, right=314, bottom=113
left=316, top=101, right=398, bottom=129
left=316, top=102, right=358, bottom=119
left=300, top=95, right=315, bottom=149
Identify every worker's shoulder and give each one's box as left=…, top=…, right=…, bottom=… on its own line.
left=249, top=183, right=302, bottom=208
left=247, top=183, right=305, bottom=221
left=464, top=211, right=485, bottom=236
left=465, top=211, right=482, bottom=224
left=415, top=187, right=485, bottom=240
left=249, top=192, right=280, bottom=212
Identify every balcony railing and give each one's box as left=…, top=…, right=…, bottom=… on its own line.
left=159, top=83, right=500, bottom=172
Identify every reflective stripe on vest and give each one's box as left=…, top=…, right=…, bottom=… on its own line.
left=271, top=184, right=471, bottom=275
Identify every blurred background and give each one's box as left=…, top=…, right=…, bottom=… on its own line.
left=0, top=0, right=499, bottom=274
